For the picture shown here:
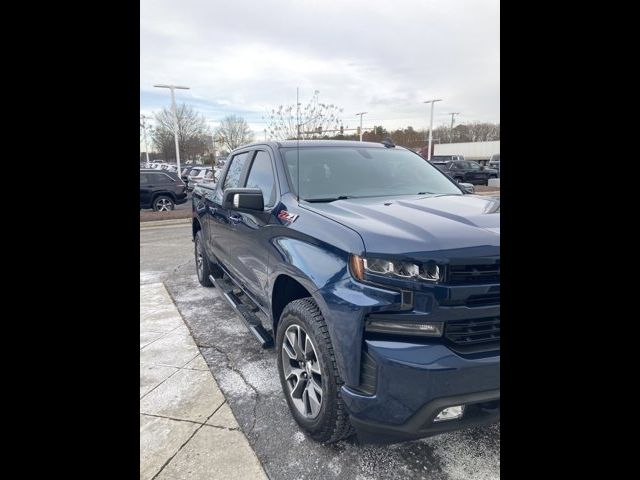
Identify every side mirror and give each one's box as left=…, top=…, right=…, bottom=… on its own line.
left=223, top=188, right=264, bottom=210
left=458, top=182, right=475, bottom=194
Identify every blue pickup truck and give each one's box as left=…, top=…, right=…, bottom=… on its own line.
left=192, top=140, right=500, bottom=444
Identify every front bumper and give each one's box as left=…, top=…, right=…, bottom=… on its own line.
left=342, top=340, right=499, bottom=442
left=314, top=271, right=500, bottom=442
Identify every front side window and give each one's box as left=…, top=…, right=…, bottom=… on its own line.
left=245, top=151, right=276, bottom=207
left=281, top=147, right=461, bottom=200
left=223, top=152, right=250, bottom=190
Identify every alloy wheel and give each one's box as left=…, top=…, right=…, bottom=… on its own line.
left=195, top=237, right=204, bottom=279
left=156, top=198, right=172, bottom=211
left=281, top=324, right=323, bottom=418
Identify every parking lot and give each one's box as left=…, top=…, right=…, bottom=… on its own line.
left=141, top=221, right=500, bottom=480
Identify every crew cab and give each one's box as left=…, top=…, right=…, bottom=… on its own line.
left=431, top=159, right=498, bottom=185
left=192, top=140, right=499, bottom=444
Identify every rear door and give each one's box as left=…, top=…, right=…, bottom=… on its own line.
left=209, top=151, right=252, bottom=277
left=140, top=173, right=153, bottom=207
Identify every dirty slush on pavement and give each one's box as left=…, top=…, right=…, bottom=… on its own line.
left=164, top=260, right=500, bottom=480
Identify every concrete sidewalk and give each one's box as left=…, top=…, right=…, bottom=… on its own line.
left=140, top=283, right=267, bottom=480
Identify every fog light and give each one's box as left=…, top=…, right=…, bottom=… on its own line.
left=365, top=320, right=444, bottom=337
left=434, top=405, right=465, bottom=422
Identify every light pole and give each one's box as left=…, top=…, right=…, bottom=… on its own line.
left=447, top=112, right=460, bottom=143
left=423, top=99, right=442, bottom=160
left=140, top=114, right=152, bottom=164
left=154, top=84, right=190, bottom=174
left=355, top=112, right=367, bottom=141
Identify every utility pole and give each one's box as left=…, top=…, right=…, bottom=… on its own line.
left=447, top=112, right=460, bottom=143
left=140, top=114, right=152, bottom=164
left=154, top=84, right=190, bottom=174
left=423, top=99, right=442, bottom=160
left=355, top=112, right=367, bottom=141
left=296, top=87, right=300, bottom=140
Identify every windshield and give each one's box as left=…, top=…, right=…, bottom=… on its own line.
left=467, top=161, right=481, bottom=170
left=281, top=147, right=462, bottom=200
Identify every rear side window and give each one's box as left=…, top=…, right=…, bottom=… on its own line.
left=154, top=173, right=174, bottom=184
left=223, top=152, right=250, bottom=190
left=245, top=151, right=276, bottom=207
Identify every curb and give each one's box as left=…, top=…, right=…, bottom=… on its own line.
left=474, top=191, right=500, bottom=196
left=140, top=218, right=191, bottom=228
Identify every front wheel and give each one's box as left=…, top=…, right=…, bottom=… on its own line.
left=276, top=298, right=354, bottom=443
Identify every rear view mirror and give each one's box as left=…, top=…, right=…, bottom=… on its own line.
left=223, top=188, right=264, bottom=211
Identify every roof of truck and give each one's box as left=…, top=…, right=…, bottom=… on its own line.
left=236, top=140, right=405, bottom=150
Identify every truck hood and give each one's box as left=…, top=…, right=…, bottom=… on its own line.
left=303, top=194, right=500, bottom=257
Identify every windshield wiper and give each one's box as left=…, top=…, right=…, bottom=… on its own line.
left=304, top=195, right=353, bottom=203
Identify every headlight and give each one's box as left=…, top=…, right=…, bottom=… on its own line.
left=349, top=255, right=440, bottom=282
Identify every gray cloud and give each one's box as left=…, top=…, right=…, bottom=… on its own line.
left=141, top=0, right=499, bottom=134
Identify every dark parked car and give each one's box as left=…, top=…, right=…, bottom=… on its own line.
left=140, top=169, right=187, bottom=211
left=431, top=160, right=498, bottom=185
left=192, top=140, right=499, bottom=444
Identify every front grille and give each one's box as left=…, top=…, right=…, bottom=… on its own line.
left=445, top=317, right=500, bottom=354
left=466, top=293, right=500, bottom=307
left=447, top=262, right=500, bottom=285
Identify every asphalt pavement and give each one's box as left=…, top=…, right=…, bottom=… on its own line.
left=141, top=222, right=500, bottom=480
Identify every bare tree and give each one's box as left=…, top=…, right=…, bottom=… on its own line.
left=265, top=90, right=343, bottom=140
left=214, top=115, right=254, bottom=151
left=152, top=104, right=212, bottom=162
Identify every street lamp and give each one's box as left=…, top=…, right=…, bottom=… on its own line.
left=140, top=114, right=152, bottom=164
left=423, top=99, right=442, bottom=160
left=154, top=84, right=190, bottom=174
left=355, top=112, right=367, bottom=142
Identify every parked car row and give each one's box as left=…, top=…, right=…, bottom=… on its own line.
left=430, top=159, right=498, bottom=185
left=141, top=161, right=181, bottom=173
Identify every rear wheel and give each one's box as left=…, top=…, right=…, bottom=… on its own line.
left=277, top=298, right=355, bottom=443
left=153, top=195, right=175, bottom=212
left=194, top=230, right=213, bottom=287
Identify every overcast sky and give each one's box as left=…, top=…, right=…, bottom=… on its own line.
left=140, top=0, right=499, bottom=138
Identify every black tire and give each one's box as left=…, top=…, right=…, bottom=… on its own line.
left=276, top=297, right=355, bottom=443
left=153, top=195, right=175, bottom=212
left=194, top=230, right=214, bottom=287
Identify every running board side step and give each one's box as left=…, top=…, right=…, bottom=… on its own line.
left=209, top=274, right=274, bottom=348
